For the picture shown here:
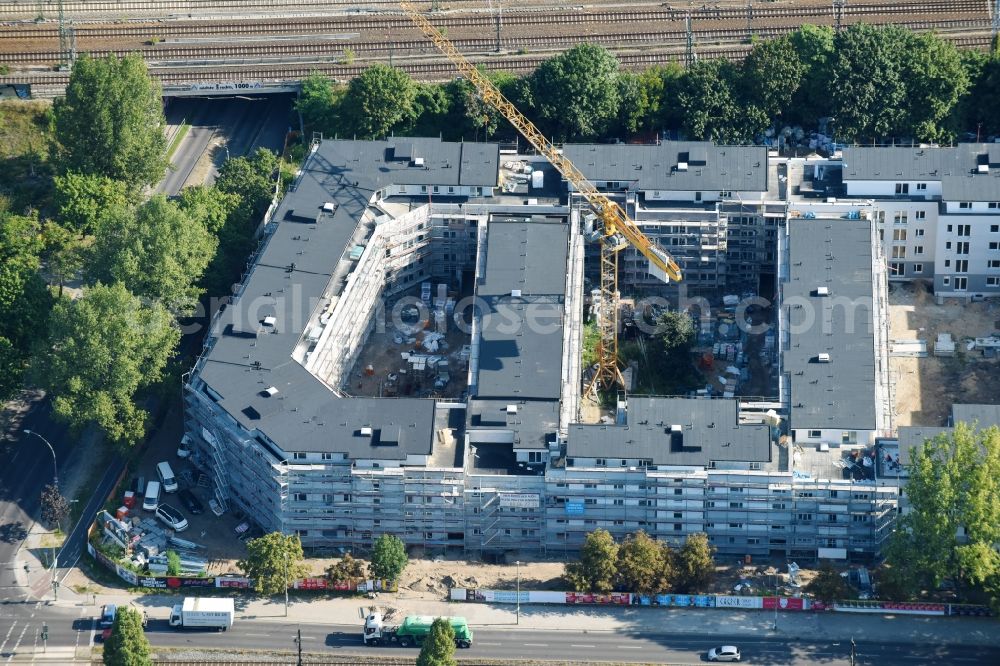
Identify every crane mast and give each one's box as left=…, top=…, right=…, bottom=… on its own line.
left=399, top=1, right=682, bottom=394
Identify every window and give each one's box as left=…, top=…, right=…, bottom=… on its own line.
left=620, top=459, right=628, bottom=467
left=890, top=263, right=904, bottom=276
left=956, top=260, right=969, bottom=273
left=945, top=260, right=951, bottom=267
left=797, top=513, right=813, bottom=522
left=892, top=246, right=906, bottom=259
left=420, top=185, right=427, bottom=192
left=947, top=225, right=953, bottom=232
left=842, top=431, right=857, bottom=444
left=432, top=186, right=439, bottom=193
left=895, top=183, right=909, bottom=194
left=913, top=264, right=923, bottom=274
left=915, top=228, right=925, bottom=237
left=914, top=246, right=923, bottom=255
left=293, top=452, right=306, bottom=460
left=990, top=202, right=1000, bottom=209
left=614, top=499, right=624, bottom=506
left=728, top=523, right=743, bottom=529
left=989, top=260, right=1000, bottom=269
left=892, top=229, right=906, bottom=241
left=808, top=430, right=822, bottom=438
left=916, top=183, right=927, bottom=191
left=992, top=225, right=1000, bottom=233
left=959, top=202, right=972, bottom=209
left=988, top=277, right=1000, bottom=286
left=674, top=523, right=683, bottom=531
left=729, top=502, right=744, bottom=509
left=720, top=191, right=732, bottom=198
left=943, top=277, right=951, bottom=286
left=893, top=212, right=907, bottom=225
left=957, top=242, right=970, bottom=254
left=955, top=277, right=968, bottom=290
left=294, top=493, right=307, bottom=502
left=750, top=462, right=762, bottom=470
left=695, top=192, right=702, bottom=201
left=773, top=503, right=787, bottom=510
left=528, top=451, right=542, bottom=463
left=990, top=242, right=999, bottom=250
left=321, top=453, right=333, bottom=461
left=915, top=210, right=926, bottom=220
left=596, top=458, right=606, bottom=466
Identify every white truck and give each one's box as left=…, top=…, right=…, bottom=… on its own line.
left=168, top=597, right=234, bottom=631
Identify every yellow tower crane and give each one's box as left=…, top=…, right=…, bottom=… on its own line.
left=399, top=1, right=682, bottom=395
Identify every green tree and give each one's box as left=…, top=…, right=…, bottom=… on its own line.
left=369, top=534, right=408, bottom=582
left=786, top=24, right=836, bottom=127
left=215, top=148, right=279, bottom=228
left=897, top=31, right=969, bottom=142
left=740, top=35, right=805, bottom=121
left=885, top=423, right=1000, bottom=603
left=38, top=282, right=179, bottom=446
left=39, top=483, right=69, bottom=528
left=88, top=195, right=217, bottom=314
left=654, top=311, right=695, bottom=354
left=326, top=552, right=366, bottom=582
left=648, top=63, right=686, bottom=131
left=565, top=528, right=619, bottom=593
left=237, top=532, right=311, bottom=596
left=529, top=44, right=620, bottom=140
left=177, top=185, right=239, bottom=235
left=416, top=617, right=457, bottom=666
left=0, top=212, right=51, bottom=400
left=166, top=550, right=181, bottom=576
left=409, top=83, right=452, bottom=137
left=102, top=606, right=152, bottom=666
left=677, top=59, right=765, bottom=143
left=616, top=530, right=674, bottom=595
left=614, top=71, right=655, bottom=137
left=339, top=64, right=416, bottom=139
left=40, top=221, right=84, bottom=297
left=960, top=51, right=1000, bottom=138
left=53, top=54, right=166, bottom=189
left=674, top=532, right=716, bottom=593
left=52, top=172, right=130, bottom=235
left=296, top=71, right=341, bottom=135
left=805, top=563, right=851, bottom=602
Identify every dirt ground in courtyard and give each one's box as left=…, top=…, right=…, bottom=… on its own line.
left=889, top=281, right=1000, bottom=426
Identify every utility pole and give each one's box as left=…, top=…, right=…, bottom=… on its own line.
left=515, top=560, right=521, bottom=625
left=284, top=550, right=289, bottom=617
left=747, top=1, right=753, bottom=41
left=850, top=637, right=856, bottom=666
left=685, top=14, right=696, bottom=68
left=833, top=0, right=846, bottom=34
left=295, top=627, right=303, bottom=666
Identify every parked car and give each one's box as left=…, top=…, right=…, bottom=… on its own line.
left=155, top=504, right=189, bottom=532
left=178, top=489, right=204, bottom=515
left=177, top=434, right=192, bottom=459
left=707, top=645, right=741, bottom=662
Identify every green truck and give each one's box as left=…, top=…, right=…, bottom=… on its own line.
left=363, top=612, right=473, bottom=648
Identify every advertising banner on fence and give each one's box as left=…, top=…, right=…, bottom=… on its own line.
left=216, top=576, right=251, bottom=589
left=715, top=595, right=763, bottom=609
left=293, top=578, right=356, bottom=591
left=834, top=600, right=945, bottom=615
left=638, top=594, right=714, bottom=607
left=116, top=564, right=138, bottom=586
left=763, top=597, right=806, bottom=611
left=565, top=592, right=632, bottom=605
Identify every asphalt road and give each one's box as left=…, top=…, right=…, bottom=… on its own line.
left=0, top=400, right=70, bottom=602
left=141, top=620, right=992, bottom=665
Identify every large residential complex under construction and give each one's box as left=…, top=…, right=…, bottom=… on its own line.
left=183, top=137, right=1000, bottom=563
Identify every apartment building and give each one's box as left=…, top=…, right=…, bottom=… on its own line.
left=181, top=136, right=982, bottom=564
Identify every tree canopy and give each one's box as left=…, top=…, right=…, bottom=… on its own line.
left=884, top=424, right=1000, bottom=606
left=326, top=553, right=365, bottom=583
left=238, top=532, right=311, bottom=596
left=565, top=528, right=619, bottom=592
left=805, top=563, right=852, bottom=603
left=529, top=44, right=621, bottom=140
left=88, top=195, right=217, bottom=314
left=102, top=606, right=152, bottom=666
left=416, top=617, right=457, bottom=666
left=616, top=530, right=675, bottom=595
left=53, top=172, right=130, bottom=235
left=369, top=533, right=408, bottom=582
left=339, top=64, right=416, bottom=139
left=53, top=54, right=166, bottom=189
left=39, top=282, right=178, bottom=445
left=674, top=533, right=717, bottom=593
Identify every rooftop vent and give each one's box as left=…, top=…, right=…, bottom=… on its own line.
left=360, top=426, right=374, bottom=437
left=511, top=289, right=522, bottom=298
left=506, top=404, right=518, bottom=415
left=815, top=286, right=830, bottom=297
left=412, top=157, right=425, bottom=167
left=977, top=164, right=989, bottom=174
left=262, top=386, right=279, bottom=397
left=322, top=202, right=336, bottom=213
left=677, top=162, right=689, bottom=172
left=817, top=353, right=831, bottom=363
left=262, top=315, right=277, bottom=327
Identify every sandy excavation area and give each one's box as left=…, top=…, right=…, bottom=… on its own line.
left=889, top=281, right=1000, bottom=427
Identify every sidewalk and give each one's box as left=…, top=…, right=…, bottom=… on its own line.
left=77, top=589, right=1000, bottom=648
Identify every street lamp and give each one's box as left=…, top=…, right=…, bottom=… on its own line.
left=515, top=560, right=521, bottom=625
left=23, top=430, right=58, bottom=488
left=284, top=549, right=289, bottom=617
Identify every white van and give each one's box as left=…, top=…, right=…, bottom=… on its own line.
left=156, top=461, right=178, bottom=493
left=143, top=481, right=161, bottom=511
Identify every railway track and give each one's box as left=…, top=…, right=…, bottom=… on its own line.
left=3, top=19, right=991, bottom=65
left=3, top=35, right=991, bottom=88
left=0, top=0, right=988, bottom=41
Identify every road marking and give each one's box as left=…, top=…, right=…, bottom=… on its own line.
left=616, top=645, right=644, bottom=649
left=477, top=641, right=502, bottom=646
left=244, top=632, right=270, bottom=637
left=300, top=635, right=317, bottom=640
left=571, top=644, right=596, bottom=648
left=523, top=643, right=548, bottom=647
left=0, top=620, right=15, bottom=654
left=6, top=623, right=29, bottom=663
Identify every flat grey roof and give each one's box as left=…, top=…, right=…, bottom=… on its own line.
left=842, top=144, right=1000, bottom=201
left=951, top=403, right=1000, bottom=428
left=563, top=141, right=768, bottom=193
left=474, top=219, right=568, bottom=401
left=566, top=397, right=771, bottom=466
left=195, top=138, right=499, bottom=457
left=468, top=399, right=560, bottom=450
left=783, top=217, right=878, bottom=431
left=895, top=426, right=950, bottom=465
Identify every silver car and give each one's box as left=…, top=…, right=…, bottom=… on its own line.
left=708, top=645, right=741, bottom=662
left=155, top=503, right=189, bottom=532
